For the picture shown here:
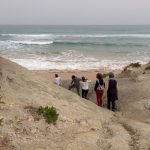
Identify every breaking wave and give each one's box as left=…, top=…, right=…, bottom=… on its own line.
left=0, top=40, right=147, bottom=47
left=1, top=33, right=150, bottom=38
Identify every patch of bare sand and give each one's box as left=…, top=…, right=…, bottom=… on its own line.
left=33, top=70, right=103, bottom=81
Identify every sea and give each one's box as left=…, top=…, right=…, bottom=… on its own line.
left=0, top=25, right=150, bottom=70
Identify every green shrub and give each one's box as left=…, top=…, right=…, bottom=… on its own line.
left=102, top=73, right=109, bottom=78
left=145, top=66, right=150, bottom=70
left=38, top=106, right=59, bottom=124
left=130, top=62, right=141, bottom=68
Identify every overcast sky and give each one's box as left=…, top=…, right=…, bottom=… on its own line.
left=0, top=0, right=150, bottom=25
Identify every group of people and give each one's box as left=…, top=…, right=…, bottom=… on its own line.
left=69, top=75, right=89, bottom=99
left=94, top=72, right=118, bottom=111
left=54, top=72, right=118, bottom=111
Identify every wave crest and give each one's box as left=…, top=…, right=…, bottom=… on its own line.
left=1, top=33, right=150, bottom=38
left=11, top=41, right=53, bottom=45
left=0, top=40, right=148, bottom=47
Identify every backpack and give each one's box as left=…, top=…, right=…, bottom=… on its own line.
left=97, top=79, right=104, bottom=91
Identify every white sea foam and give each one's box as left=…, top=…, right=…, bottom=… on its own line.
left=11, top=40, right=53, bottom=45
left=0, top=34, right=54, bottom=39
left=10, top=58, right=103, bottom=70
left=10, top=56, right=148, bottom=71
left=0, top=40, right=54, bottom=46
left=2, top=46, right=149, bottom=71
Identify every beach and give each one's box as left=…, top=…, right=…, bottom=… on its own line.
left=1, top=25, right=150, bottom=149
left=1, top=0, right=150, bottom=147
left=1, top=25, right=150, bottom=72
left=34, top=69, right=110, bottom=81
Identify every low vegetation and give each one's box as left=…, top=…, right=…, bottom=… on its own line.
left=123, top=62, right=141, bottom=71
left=102, top=73, right=109, bottom=78
left=145, top=66, right=150, bottom=70
left=38, top=106, right=59, bottom=125
left=129, top=62, right=141, bottom=68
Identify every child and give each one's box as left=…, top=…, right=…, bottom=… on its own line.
left=54, top=74, right=62, bottom=86
left=80, top=76, right=89, bottom=99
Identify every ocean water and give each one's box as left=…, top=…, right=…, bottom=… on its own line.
left=0, top=25, right=150, bottom=70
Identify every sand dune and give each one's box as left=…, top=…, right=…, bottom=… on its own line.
left=0, top=57, right=150, bottom=150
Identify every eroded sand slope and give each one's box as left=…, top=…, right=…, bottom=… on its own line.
left=0, top=57, right=150, bottom=150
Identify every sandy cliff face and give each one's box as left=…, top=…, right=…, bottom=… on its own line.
left=0, top=57, right=150, bottom=150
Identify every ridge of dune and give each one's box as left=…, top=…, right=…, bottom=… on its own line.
left=0, top=57, right=150, bottom=150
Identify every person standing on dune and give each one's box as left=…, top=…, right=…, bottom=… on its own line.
left=107, top=72, right=118, bottom=111
left=80, top=76, right=89, bottom=99
left=69, top=75, right=81, bottom=95
left=54, top=74, right=62, bottom=86
left=94, top=73, right=105, bottom=106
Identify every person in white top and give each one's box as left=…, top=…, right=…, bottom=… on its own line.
left=80, top=76, right=89, bottom=99
left=54, top=74, right=62, bottom=86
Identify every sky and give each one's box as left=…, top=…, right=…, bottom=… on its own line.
left=0, top=0, right=150, bottom=25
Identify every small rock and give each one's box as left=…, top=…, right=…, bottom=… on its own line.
left=27, top=116, right=34, bottom=122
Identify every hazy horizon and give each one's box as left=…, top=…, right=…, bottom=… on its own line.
left=1, top=24, right=150, bottom=26
left=0, top=0, right=150, bottom=25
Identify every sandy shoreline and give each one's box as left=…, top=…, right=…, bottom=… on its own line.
left=33, top=69, right=120, bottom=81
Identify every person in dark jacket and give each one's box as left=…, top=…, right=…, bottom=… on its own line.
left=107, top=72, right=118, bottom=111
left=69, top=75, right=81, bottom=95
left=94, top=73, right=105, bottom=106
